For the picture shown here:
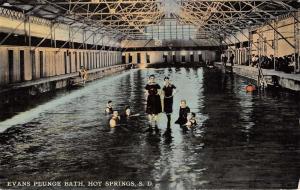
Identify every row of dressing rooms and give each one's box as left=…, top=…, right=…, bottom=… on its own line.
left=122, top=50, right=217, bottom=65
left=0, top=46, right=122, bottom=85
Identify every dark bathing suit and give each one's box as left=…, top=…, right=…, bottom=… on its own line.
left=163, top=84, right=176, bottom=114
left=175, top=106, right=190, bottom=125
left=106, top=107, right=113, bottom=114
left=145, top=83, right=162, bottom=114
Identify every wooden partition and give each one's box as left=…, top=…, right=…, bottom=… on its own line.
left=0, top=46, right=122, bottom=86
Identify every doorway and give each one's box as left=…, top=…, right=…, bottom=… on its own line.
left=190, top=54, right=194, bottom=63
left=199, top=54, right=203, bottom=62
left=8, top=50, right=14, bottom=83
left=181, top=56, right=186, bottom=62
left=40, top=51, right=44, bottom=77
left=122, top=55, right=126, bottom=64
left=163, top=55, right=168, bottom=63
left=137, top=53, right=141, bottom=64
left=20, top=50, right=25, bottom=81
left=172, top=55, right=176, bottom=63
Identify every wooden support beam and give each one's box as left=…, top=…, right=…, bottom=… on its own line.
left=266, top=21, right=296, bottom=49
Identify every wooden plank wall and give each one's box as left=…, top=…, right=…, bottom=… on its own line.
left=0, top=46, right=122, bottom=85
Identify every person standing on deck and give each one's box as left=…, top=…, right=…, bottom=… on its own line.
left=162, top=77, right=177, bottom=127
left=145, top=75, right=162, bottom=127
left=221, top=52, right=227, bottom=66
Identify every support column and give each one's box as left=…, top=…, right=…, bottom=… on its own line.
left=294, top=11, right=300, bottom=73
left=274, top=19, right=279, bottom=70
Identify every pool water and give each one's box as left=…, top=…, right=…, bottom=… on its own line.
left=0, top=67, right=300, bottom=189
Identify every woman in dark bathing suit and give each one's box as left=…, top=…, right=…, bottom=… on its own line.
left=162, top=77, right=176, bottom=126
left=145, top=75, right=162, bottom=126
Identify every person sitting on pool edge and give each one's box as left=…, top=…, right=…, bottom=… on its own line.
left=79, top=66, right=88, bottom=85
left=105, top=100, right=113, bottom=114
left=175, top=100, right=190, bottom=125
left=109, top=111, right=120, bottom=128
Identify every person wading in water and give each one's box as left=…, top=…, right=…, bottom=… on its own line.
left=109, top=111, right=120, bottom=128
left=162, top=77, right=177, bottom=128
left=145, top=75, right=162, bottom=128
left=105, top=100, right=113, bottom=114
left=175, top=100, right=190, bottom=126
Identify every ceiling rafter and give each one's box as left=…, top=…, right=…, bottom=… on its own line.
left=0, top=0, right=297, bottom=40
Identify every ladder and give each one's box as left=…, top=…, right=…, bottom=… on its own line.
left=257, top=58, right=268, bottom=88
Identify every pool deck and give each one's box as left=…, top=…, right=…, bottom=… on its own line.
left=214, top=62, right=300, bottom=91
left=0, top=64, right=131, bottom=94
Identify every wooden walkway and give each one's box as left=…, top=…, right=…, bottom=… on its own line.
left=215, top=62, right=300, bottom=91
left=234, top=64, right=300, bottom=82
left=0, top=64, right=130, bottom=93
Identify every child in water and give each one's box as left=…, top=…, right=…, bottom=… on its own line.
left=175, top=100, right=190, bottom=125
left=185, top=112, right=197, bottom=129
left=105, top=101, right=113, bottom=114
left=109, top=111, right=120, bottom=128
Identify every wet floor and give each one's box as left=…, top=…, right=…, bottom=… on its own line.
left=0, top=67, right=300, bottom=189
